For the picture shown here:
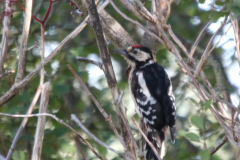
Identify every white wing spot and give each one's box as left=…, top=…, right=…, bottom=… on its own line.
left=144, top=118, right=154, bottom=125
left=152, top=116, right=157, bottom=119
left=136, top=72, right=157, bottom=105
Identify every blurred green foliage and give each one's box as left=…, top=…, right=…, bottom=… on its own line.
left=0, top=0, right=239, bottom=159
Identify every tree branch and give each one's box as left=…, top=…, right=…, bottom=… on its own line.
left=85, top=0, right=138, bottom=157
left=71, top=114, right=131, bottom=160
left=0, top=0, right=109, bottom=107
left=31, top=82, right=51, bottom=160
left=210, top=136, right=228, bottom=155
left=6, top=87, right=42, bottom=160
left=0, top=70, right=15, bottom=80
left=189, top=21, right=212, bottom=58
left=15, top=0, right=33, bottom=83
left=0, top=0, right=11, bottom=75
left=132, top=117, right=162, bottom=160
left=0, top=112, right=105, bottom=160
left=194, top=16, right=227, bottom=77
left=76, top=57, right=103, bottom=70
left=67, top=64, right=126, bottom=148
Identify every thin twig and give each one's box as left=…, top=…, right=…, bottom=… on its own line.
left=230, top=16, right=240, bottom=65
left=110, top=0, right=164, bottom=44
left=209, top=24, right=232, bottom=53
left=76, top=57, right=103, bottom=70
left=67, top=64, right=126, bottom=148
left=71, top=114, right=131, bottom=160
left=132, top=117, right=162, bottom=160
left=31, top=82, right=51, bottom=160
left=26, top=41, right=39, bottom=52
left=210, top=136, right=228, bottom=155
left=0, top=112, right=106, bottom=160
left=0, top=0, right=110, bottom=107
left=6, top=87, right=42, bottom=160
left=167, top=25, right=191, bottom=59
left=189, top=21, right=212, bottom=58
left=194, top=16, right=228, bottom=77
left=0, top=70, right=15, bottom=80
left=182, top=81, right=204, bottom=101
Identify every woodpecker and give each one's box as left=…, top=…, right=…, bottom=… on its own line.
left=114, top=45, right=176, bottom=160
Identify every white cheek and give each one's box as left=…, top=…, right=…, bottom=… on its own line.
left=130, top=52, right=150, bottom=62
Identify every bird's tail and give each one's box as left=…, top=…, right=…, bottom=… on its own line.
left=145, top=127, right=165, bottom=160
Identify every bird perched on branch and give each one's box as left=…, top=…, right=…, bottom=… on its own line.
left=114, top=45, right=176, bottom=160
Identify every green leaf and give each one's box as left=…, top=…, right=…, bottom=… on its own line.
left=191, top=115, right=204, bottom=129
left=199, top=0, right=205, bottom=4
left=210, top=11, right=229, bottom=22
left=185, top=132, right=200, bottom=142
left=199, top=150, right=210, bottom=160
left=204, top=100, right=212, bottom=111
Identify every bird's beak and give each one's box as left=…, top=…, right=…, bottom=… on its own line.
left=113, top=49, right=128, bottom=57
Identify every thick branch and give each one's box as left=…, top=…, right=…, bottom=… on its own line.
left=85, top=0, right=137, bottom=156
left=15, top=0, right=33, bottom=83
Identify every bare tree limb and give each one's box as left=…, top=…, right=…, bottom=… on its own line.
left=0, top=154, right=5, bottom=160
left=189, top=21, right=212, bottom=58
left=76, top=57, right=103, bottom=70
left=15, top=0, right=33, bottom=83
left=194, top=16, right=227, bottom=77
left=0, top=1, right=109, bottom=107
left=71, top=114, right=131, bottom=160
left=209, top=24, right=232, bottom=54
left=182, top=81, right=204, bottom=101
left=31, top=82, right=51, bottom=160
left=132, top=117, right=162, bottom=160
left=210, top=136, right=228, bottom=155
left=85, top=0, right=138, bottom=157
left=0, top=112, right=105, bottom=160
left=67, top=64, right=126, bottom=148
left=0, top=70, right=15, bottom=80
left=110, top=0, right=164, bottom=45
left=0, top=0, right=11, bottom=75
left=230, top=16, right=240, bottom=65
left=166, top=25, right=191, bottom=59
left=6, top=87, right=42, bottom=160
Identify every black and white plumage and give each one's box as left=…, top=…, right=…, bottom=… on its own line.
left=114, top=45, right=176, bottom=160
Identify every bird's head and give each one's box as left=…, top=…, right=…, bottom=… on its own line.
left=114, top=45, right=154, bottom=68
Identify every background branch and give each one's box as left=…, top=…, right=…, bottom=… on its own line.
left=31, top=82, right=51, bottom=160
left=0, top=0, right=11, bottom=75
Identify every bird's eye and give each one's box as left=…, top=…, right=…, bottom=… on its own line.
left=132, top=49, right=138, bottom=54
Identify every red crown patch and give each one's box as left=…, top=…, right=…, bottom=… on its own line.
left=131, top=45, right=144, bottom=48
